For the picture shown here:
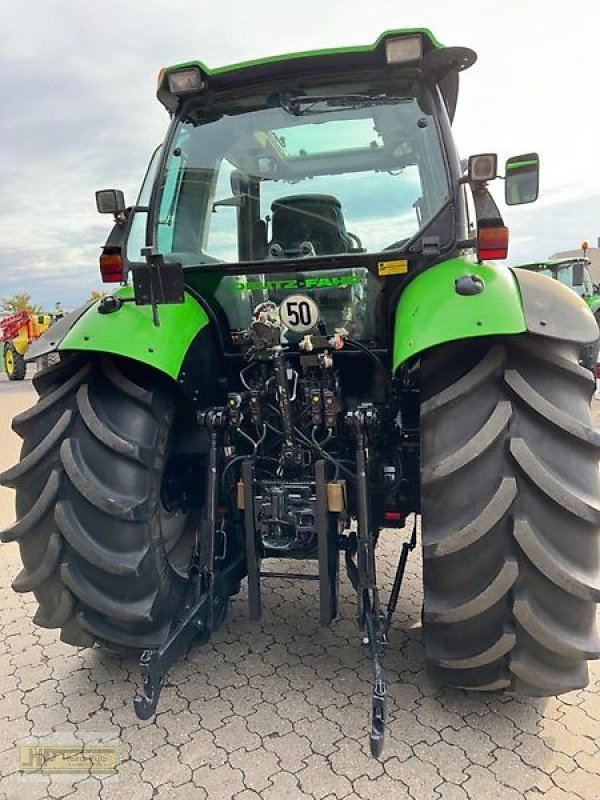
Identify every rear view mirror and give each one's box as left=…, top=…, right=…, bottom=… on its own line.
left=96, top=189, right=126, bottom=215
left=505, top=153, right=539, bottom=205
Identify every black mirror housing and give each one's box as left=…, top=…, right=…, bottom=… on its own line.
left=96, top=189, right=126, bottom=215
left=505, top=153, right=539, bottom=205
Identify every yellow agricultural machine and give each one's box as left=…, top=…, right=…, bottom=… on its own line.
left=0, top=311, right=54, bottom=380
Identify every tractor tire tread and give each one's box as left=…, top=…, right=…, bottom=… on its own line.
left=421, top=335, right=600, bottom=696
left=12, top=363, right=91, bottom=437
left=0, top=469, right=61, bottom=542
left=0, top=354, right=193, bottom=650
left=12, top=532, right=62, bottom=593
left=76, top=383, right=150, bottom=465
left=0, top=411, right=73, bottom=488
left=422, top=401, right=511, bottom=485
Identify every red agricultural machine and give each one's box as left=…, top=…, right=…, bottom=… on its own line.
left=1, top=311, right=55, bottom=380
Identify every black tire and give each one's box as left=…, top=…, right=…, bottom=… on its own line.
left=4, top=341, right=26, bottom=381
left=420, top=335, right=600, bottom=695
left=0, top=354, right=201, bottom=650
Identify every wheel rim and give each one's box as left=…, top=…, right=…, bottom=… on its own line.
left=5, top=350, right=14, bottom=374
left=159, top=498, right=194, bottom=577
left=159, top=453, right=200, bottom=577
left=160, top=504, right=188, bottom=553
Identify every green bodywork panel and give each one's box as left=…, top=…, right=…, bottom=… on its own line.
left=506, top=158, right=539, bottom=170
left=393, top=256, right=526, bottom=371
left=59, top=287, right=209, bottom=379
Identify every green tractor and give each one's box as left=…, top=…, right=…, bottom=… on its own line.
left=3, top=30, right=599, bottom=756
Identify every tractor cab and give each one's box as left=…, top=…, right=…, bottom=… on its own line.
left=96, top=29, right=539, bottom=349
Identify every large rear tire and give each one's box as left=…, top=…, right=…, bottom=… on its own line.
left=0, top=355, right=200, bottom=650
left=420, top=335, right=600, bottom=694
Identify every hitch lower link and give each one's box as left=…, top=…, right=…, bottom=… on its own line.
left=134, top=402, right=417, bottom=761
left=134, top=408, right=244, bottom=720
left=344, top=405, right=417, bottom=757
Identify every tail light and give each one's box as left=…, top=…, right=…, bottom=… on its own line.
left=594, top=363, right=600, bottom=379
left=477, top=225, right=509, bottom=261
left=383, top=511, right=405, bottom=525
left=99, top=251, right=124, bottom=283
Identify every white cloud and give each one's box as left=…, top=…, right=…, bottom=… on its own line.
left=1, top=0, right=599, bottom=307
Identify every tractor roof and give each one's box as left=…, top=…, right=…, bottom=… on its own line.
left=157, top=29, right=476, bottom=122
left=519, top=257, right=591, bottom=271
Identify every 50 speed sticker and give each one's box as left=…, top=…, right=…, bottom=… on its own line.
left=279, top=295, right=320, bottom=333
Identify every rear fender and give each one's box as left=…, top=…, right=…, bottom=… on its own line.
left=392, top=257, right=525, bottom=371
left=512, top=267, right=599, bottom=344
left=27, top=287, right=213, bottom=402
left=393, top=257, right=598, bottom=371
left=513, top=267, right=599, bottom=369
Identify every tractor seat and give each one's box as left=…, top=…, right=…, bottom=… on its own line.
left=269, top=194, right=353, bottom=256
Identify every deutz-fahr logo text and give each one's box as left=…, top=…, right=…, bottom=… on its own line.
left=230, top=275, right=362, bottom=292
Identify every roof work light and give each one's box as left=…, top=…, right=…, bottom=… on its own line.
left=385, top=35, right=423, bottom=65
left=166, top=68, right=205, bottom=95
left=468, top=154, right=498, bottom=183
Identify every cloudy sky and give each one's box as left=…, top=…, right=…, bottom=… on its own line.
left=2, top=0, right=599, bottom=310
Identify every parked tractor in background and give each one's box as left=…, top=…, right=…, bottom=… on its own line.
left=518, top=255, right=600, bottom=383
left=0, top=310, right=56, bottom=380
left=2, top=29, right=599, bottom=757
left=518, top=256, right=600, bottom=320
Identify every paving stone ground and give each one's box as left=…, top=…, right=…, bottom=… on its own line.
left=1, top=375, right=599, bottom=799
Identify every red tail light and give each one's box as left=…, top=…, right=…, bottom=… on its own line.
left=384, top=511, right=404, bottom=522
left=594, top=363, right=600, bottom=379
left=99, top=253, right=124, bottom=283
left=477, top=226, right=509, bottom=261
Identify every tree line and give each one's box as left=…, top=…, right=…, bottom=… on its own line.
left=0, top=291, right=104, bottom=316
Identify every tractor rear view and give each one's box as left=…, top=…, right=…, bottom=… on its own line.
left=2, top=30, right=599, bottom=757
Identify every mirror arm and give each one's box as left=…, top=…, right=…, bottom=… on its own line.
left=471, top=184, right=504, bottom=227
left=113, top=204, right=148, bottom=226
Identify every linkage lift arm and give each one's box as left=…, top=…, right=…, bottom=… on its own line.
left=344, top=404, right=417, bottom=757
left=133, top=408, right=243, bottom=719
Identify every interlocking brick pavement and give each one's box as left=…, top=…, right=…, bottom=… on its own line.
left=0, top=379, right=599, bottom=799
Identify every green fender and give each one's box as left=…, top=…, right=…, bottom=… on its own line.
left=58, top=286, right=209, bottom=380
left=393, top=256, right=525, bottom=371
left=392, top=256, right=598, bottom=371
left=587, top=295, right=600, bottom=315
